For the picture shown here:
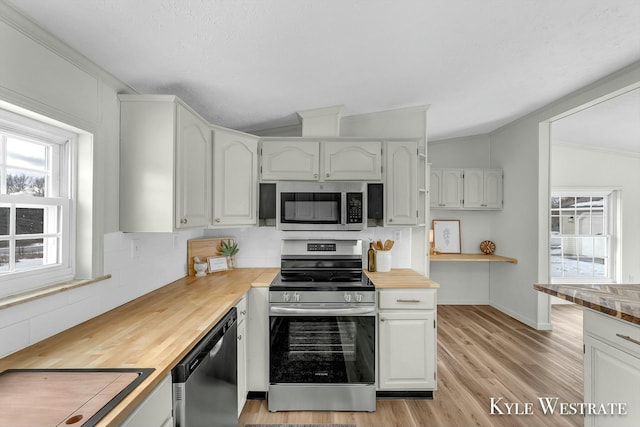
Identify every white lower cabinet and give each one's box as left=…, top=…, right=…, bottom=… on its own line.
left=118, top=374, right=173, bottom=427
left=247, top=287, right=269, bottom=393
left=236, top=296, right=248, bottom=417
left=584, top=309, right=640, bottom=427
left=377, top=289, right=437, bottom=390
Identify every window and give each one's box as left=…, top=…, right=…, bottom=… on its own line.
left=0, top=109, right=75, bottom=297
left=550, top=190, right=617, bottom=282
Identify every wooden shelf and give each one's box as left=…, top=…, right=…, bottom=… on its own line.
left=430, top=253, right=518, bottom=264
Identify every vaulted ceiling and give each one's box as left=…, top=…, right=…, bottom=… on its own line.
left=5, top=0, right=640, bottom=145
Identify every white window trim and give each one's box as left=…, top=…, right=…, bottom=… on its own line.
left=550, top=188, right=619, bottom=284
left=0, top=109, right=77, bottom=298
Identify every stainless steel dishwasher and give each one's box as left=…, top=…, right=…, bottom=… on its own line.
left=172, top=307, right=237, bottom=427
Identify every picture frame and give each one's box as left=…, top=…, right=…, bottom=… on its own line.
left=432, top=219, right=461, bottom=254
left=207, top=256, right=229, bottom=273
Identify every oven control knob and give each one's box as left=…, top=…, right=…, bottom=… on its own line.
left=355, top=293, right=363, bottom=302
left=344, top=293, right=352, bottom=302
left=282, top=292, right=290, bottom=302
left=293, top=292, right=301, bottom=302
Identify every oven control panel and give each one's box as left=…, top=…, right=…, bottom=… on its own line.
left=270, top=291, right=376, bottom=304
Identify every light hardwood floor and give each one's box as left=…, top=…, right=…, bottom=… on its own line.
left=239, top=304, right=583, bottom=427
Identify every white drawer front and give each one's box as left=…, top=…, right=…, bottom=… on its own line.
left=379, top=289, right=436, bottom=310
left=584, top=308, right=640, bottom=357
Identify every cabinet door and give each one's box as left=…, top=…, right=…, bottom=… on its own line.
left=429, top=169, right=442, bottom=208
left=462, top=169, right=484, bottom=208
left=213, top=129, right=258, bottom=226
left=385, top=141, right=418, bottom=225
left=483, top=169, right=503, bottom=209
left=175, top=104, right=211, bottom=228
left=440, top=169, right=464, bottom=208
left=119, top=374, right=173, bottom=427
left=236, top=297, right=248, bottom=416
left=323, top=141, right=382, bottom=180
left=379, top=311, right=436, bottom=389
left=260, top=141, right=320, bottom=180
left=584, top=335, right=640, bottom=427
left=247, top=287, right=269, bottom=392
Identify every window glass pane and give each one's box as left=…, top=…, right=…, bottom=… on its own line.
left=16, top=207, right=44, bottom=234
left=550, top=216, right=560, bottom=233
left=15, top=238, right=43, bottom=270
left=591, top=196, right=604, bottom=211
left=0, top=240, right=8, bottom=272
left=576, top=212, right=591, bottom=235
left=561, top=197, right=575, bottom=208
left=0, top=207, right=8, bottom=235
left=560, top=211, right=575, bottom=234
left=551, top=197, right=560, bottom=209
left=6, top=169, right=46, bottom=196
left=7, top=137, right=46, bottom=169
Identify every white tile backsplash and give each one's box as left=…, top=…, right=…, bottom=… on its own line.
left=0, top=226, right=413, bottom=357
left=0, top=229, right=203, bottom=358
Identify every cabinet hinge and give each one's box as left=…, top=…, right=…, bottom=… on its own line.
left=583, top=344, right=585, bottom=354
left=434, top=319, right=436, bottom=328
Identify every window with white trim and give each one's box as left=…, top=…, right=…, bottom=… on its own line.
left=0, top=109, right=75, bottom=297
left=550, top=190, right=617, bottom=283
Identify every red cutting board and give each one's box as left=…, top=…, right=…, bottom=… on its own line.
left=0, top=370, right=139, bottom=427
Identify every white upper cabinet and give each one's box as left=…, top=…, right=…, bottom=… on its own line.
left=385, top=140, right=418, bottom=225
left=430, top=168, right=502, bottom=210
left=212, top=127, right=259, bottom=226
left=430, top=168, right=463, bottom=209
left=260, top=140, right=320, bottom=180
left=260, top=139, right=382, bottom=181
left=463, top=169, right=503, bottom=209
left=119, top=95, right=211, bottom=232
left=323, top=141, right=382, bottom=181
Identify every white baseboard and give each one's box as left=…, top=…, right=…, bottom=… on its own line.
left=489, top=301, right=552, bottom=330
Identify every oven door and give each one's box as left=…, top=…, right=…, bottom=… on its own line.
left=269, top=306, right=375, bottom=385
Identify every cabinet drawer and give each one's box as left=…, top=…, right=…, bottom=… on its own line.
left=584, top=309, right=640, bottom=357
left=236, top=296, right=248, bottom=324
left=378, top=289, right=436, bottom=310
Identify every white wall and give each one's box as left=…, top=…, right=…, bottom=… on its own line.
left=0, top=3, right=203, bottom=357
left=489, top=61, right=640, bottom=329
left=427, top=134, right=497, bottom=304
left=552, top=143, right=640, bottom=283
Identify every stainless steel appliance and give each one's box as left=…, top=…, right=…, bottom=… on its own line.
left=276, top=181, right=367, bottom=231
left=172, top=308, right=237, bottom=427
left=269, top=239, right=376, bottom=412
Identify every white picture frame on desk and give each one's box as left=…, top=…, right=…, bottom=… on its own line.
left=207, top=256, right=229, bottom=273
left=432, top=219, right=461, bottom=254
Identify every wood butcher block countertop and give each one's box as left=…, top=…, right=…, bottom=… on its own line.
left=534, top=283, right=640, bottom=325
left=0, top=268, right=278, bottom=427
left=365, top=268, right=440, bottom=288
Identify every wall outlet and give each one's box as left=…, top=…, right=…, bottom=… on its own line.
left=131, top=239, right=141, bottom=259
left=393, top=231, right=401, bottom=241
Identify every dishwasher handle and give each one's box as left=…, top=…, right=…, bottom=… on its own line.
left=209, top=337, right=224, bottom=359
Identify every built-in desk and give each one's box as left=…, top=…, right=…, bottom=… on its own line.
left=430, top=253, right=518, bottom=264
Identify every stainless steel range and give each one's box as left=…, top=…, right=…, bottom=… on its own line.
left=268, top=239, right=376, bottom=412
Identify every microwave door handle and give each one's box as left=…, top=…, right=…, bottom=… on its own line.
left=341, top=192, right=347, bottom=225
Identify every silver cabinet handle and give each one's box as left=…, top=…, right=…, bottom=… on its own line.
left=215, top=218, right=221, bottom=223
left=397, top=299, right=421, bottom=303
left=616, top=333, right=640, bottom=346
left=313, top=173, right=318, bottom=178
left=240, top=310, right=247, bottom=315
left=380, top=317, right=385, bottom=322
left=326, top=173, right=330, bottom=177
left=237, top=334, right=242, bottom=341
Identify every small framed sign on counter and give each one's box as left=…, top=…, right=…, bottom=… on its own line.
left=207, top=256, right=229, bottom=273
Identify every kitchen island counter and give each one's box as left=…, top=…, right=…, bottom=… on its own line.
left=0, top=267, right=278, bottom=426
left=365, top=268, right=440, bottom=289
left=534, top=283, right=640, bottom=325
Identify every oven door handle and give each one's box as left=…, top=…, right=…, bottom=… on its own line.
left=270, top=306, right=376, bottom=316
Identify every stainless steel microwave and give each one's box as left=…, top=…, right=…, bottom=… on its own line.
left=276, top=181, right=367, bottom=231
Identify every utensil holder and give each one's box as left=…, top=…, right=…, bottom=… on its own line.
left=376, top=250, right=391, bottom=272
